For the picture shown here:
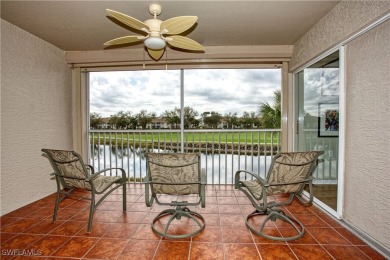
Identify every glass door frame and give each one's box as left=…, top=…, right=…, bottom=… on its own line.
left=291, top=46, right=345, bottom=219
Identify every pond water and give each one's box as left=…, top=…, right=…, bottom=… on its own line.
left=89, top=144, right=272, bottom=184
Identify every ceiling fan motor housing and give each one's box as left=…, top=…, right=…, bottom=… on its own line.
left=144, top=19, right=163, bottom=37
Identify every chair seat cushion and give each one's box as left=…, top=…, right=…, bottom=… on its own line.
left=147, top=153, right=200, bottom=195
left=91, top=175, right=122, bottom=193
left=241, top=180, right=265, bottom=199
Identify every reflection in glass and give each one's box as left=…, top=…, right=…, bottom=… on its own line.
left=295, top=51, right=340, bottom=211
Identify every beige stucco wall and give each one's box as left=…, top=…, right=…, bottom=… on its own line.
left=290, top=1, right=390, bottom=72
left=1, top=19, right=73, bottom=215
left=290, top=1, right=390, bottom=252
left=344, top=19, right=390, bottom=251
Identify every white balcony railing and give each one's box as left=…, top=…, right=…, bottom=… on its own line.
left=88, top=129, right=281, bottom=184
left=300, top=129, right=339, bottom=184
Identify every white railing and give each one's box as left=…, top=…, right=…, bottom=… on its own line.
left=300, top=129, right=339, bottom=184
left=88, top=129, right=281, bottom=184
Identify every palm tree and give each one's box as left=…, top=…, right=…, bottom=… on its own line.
left=258, top=89, right=281, bottom=129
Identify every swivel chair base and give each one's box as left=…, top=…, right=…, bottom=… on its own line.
left=245, top=209, right=305, bottom=241
left=151, top=205, right=205, bottom=239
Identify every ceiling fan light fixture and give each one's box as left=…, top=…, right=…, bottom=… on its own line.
left=105, top=4, right=204, bottom=60
left=144, top=37, right=166, bottom=50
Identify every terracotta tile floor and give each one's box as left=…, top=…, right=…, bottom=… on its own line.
left=0, top=184, right=386, bottom=259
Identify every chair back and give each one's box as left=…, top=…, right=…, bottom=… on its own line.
left=266, top=151, right=323, bottom=195
left=42, top=149, right=92, bottom=190
left=146, top=153, right=200, bottom=195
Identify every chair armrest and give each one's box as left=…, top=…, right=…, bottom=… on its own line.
left=235, top=169, right=269, bottom=206
left=86, top=165, right=95, bottom=175
left=268, top=177, right=313, bottom=187
left=234, top=170, right=269, bottom=189
left=94, top=167, right=126, bottom=176
left=51, top=171, right=85, bottom=181
left=86, top=167, right=126, bottom=182
left=150, top=181, right=202, bottom=185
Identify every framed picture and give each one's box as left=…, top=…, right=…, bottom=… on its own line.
left=318, top=103, right=339, bottom=137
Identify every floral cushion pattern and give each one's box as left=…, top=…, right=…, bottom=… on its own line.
left=241, top=151, right=322, bottom=199
left=147, top=153, right=200, bottom=195
left=44, top=149, right=122, bottom=192
left=267, top=151, right=321, bottom=194
left=92, top=175, right=122, bottom=193
left=45, top=149, right=92, bottom=190
left=241, top=179, right=265, bottom=199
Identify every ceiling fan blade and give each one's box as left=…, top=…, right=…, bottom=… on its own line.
left=167, top=35, right=205, bottom=51
left=147, top=48, right=165, bottom=61
left=104, top=36, right=144, bottom=46
left=161, top=16, right=198, bottom=35
left=106, top=9, right=149, bottom=31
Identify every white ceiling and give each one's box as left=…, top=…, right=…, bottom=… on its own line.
left=1, top=1, right=341, bottom=52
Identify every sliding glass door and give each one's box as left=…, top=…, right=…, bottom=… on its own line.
left=294, top=51, right=340, bottom=212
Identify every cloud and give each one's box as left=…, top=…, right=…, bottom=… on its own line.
left=90, top=69, right=281, bottom=118
left=303, top=68, right=339, bottom=116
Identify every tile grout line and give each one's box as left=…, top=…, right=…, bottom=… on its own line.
left=214, top=186, right=229, bottom=260
left=1, top=184, right=386, bottom=259
left=237, top=191, right=264, bottom=260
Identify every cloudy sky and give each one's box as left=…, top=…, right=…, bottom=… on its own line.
left=303, top=68, right=339, bottom=116
left=89, top=69, right=281, bottom=118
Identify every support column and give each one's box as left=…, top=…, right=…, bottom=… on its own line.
left=72, top=68, right=88, bottom=159
left=281, top=61, right=289, bottom=152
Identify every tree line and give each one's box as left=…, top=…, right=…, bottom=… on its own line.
left=90, top=90, right=281, bottom=130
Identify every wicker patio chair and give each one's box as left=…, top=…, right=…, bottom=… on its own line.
left=42, top=148, right=127, bottom=233
left=235, top=151, right=323, bottom=241
left=144, top=152, right=206, bottom=239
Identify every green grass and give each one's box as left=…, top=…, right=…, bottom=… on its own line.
left=128, top=177, right=144, bottom=182
left=90, top=131, right=280, bottom=145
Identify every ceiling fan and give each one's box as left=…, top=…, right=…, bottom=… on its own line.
left=104, top=4, right=205, bottom=61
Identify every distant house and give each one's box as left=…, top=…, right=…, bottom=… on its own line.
left=147, top=117, right=170, bottom=129
left=97, top=118, right=111, bottom=129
